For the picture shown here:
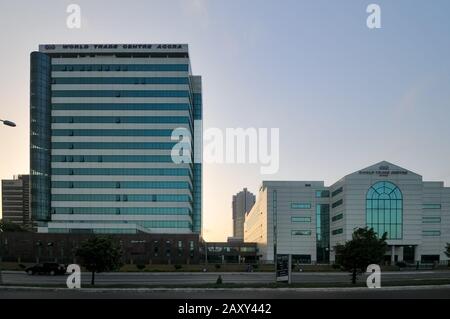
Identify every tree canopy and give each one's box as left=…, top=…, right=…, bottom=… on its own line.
left=0, top=219, right=28, bottom=232
left=335, top=227, right=388, bottom=284
left=75, top=236, right=122, bottom=285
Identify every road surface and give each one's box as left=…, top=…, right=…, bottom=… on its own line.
left=1, top=285, right=450, bottom=299
left=1, top=270, right=450, bottom=286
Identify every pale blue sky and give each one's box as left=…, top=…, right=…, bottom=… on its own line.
left=0, top=0, right=449, bottom=240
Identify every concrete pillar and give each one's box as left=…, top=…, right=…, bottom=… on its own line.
left=414, top=245, right=420, bottom=263
left=398, top=246, right=404, bottom=262
left=391, top=245, right=395, bottom=264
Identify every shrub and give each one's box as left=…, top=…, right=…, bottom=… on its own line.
left=215, top=264, right=221, bottom=270
left=396, top=261, right=407, bottom=268
left=136, top=263, right=146, bottom=270
left=174, top=264, right=182, bottom=270
left=331, top=263, right=341, bottom=270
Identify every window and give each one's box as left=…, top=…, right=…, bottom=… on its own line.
left=291, top=216, right=311, bottom=223
left=422, top=217, right=441, bottom=224
left=423, top=204, right=441, bottom=209
left=332, top=228, right=343, bottom=235
left=291, top=230, right=311, bottom=236
left=421, top=255, right=440, bottom=263
left=423, top=230, right=441, bottom=236
left=316, top=204, right=330, bottom=263
left=316, top=190, right=330, bottom=198
left=291, top=203, right=311, bottom=209
left=332, top=213, right=343, bottom=222
left=332, top=187, right=343, bottom=197
left=189, top=241, right=195, bottom=257
left=177, top=241, right=183, bottom=256
left=366, top=181, right=402, bottom=240
left=332, top=199, right=343, bottom=208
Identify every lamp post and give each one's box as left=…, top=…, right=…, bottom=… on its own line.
left=0, top=119, right=16, bottom=127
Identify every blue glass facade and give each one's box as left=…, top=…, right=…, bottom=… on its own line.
left=30, top=52, right=52, bottom=222
left=366, top=181, right=403, bottom=240
left=31, top=44, right=202, bottom=234
left=316, top=204, right=330, bottom=263
left=192, top=88, right=202, bottom=233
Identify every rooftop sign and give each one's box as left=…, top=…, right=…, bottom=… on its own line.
left=358, top=165, right=408, bottom=177
left=39, top=44, right=188, bottom=52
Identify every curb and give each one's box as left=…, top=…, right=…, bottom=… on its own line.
left=1, top=284, right=450, bottom=293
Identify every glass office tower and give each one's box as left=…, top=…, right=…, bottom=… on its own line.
left=30, top=44, right=202, bottom=234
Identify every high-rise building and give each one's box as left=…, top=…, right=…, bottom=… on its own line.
left=30, top=44, right=202, bottom=234
left=245, top=161, right=450, bottom=264
left=232, top=188, right=255, bottom=239
left=1, top=175, right=31, bottom=227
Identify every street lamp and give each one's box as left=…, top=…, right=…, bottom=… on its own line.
left=0, top=119, right=16, bottom=127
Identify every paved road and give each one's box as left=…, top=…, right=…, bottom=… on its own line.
left=1, top=285, right=450, bottom=299
left=2, top=270, right=450, bottom=286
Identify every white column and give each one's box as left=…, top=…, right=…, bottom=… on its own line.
left=398, top=246, right=404, bottom=262
left=414, top=245, right=420, bottom=263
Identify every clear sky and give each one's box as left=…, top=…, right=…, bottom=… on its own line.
left=0, top=0, right=449, bottom=241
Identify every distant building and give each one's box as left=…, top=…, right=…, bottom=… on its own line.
left=232, top=188, right=255, bottom=239
left=202, top=241, right=258, bottom=264
left=245, top=161, right=450, bottom=264
left=1, top=175, right=31, bottom=227
left=0, top=232, right=200, bottom=264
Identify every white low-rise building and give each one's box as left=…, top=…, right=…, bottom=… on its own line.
left=244, top=161, right=450, bottom=264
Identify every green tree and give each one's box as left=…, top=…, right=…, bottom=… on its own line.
left=0, top=219, right=28, bottom=232
left=75, top=236, right=122, bottom=285
left=335, top=227, right=387, bottom=284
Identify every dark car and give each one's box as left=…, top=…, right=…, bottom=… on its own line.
left=25, top=263, right=67, bottom=276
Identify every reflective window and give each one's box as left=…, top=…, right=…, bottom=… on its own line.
left=422, top=230, right=441, bottom=236
left=423, top=204, right=441, bottom=209
left=291, top=203, right=311, bottom=209
left=315, top=190, right=330, bottom=198
left=291, top=230, right=311, bottom=236
left=332, top=187, right=343, bottom=197
left=366, top=181, right=403, bottom=239
left=422, top=217, right=441, bottom=224
left=291, top=216, right=311, bottom=223
left=332, top=199, right=343, bottom=208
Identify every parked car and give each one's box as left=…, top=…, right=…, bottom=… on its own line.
left=25, top=263, right=67, bottom=276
